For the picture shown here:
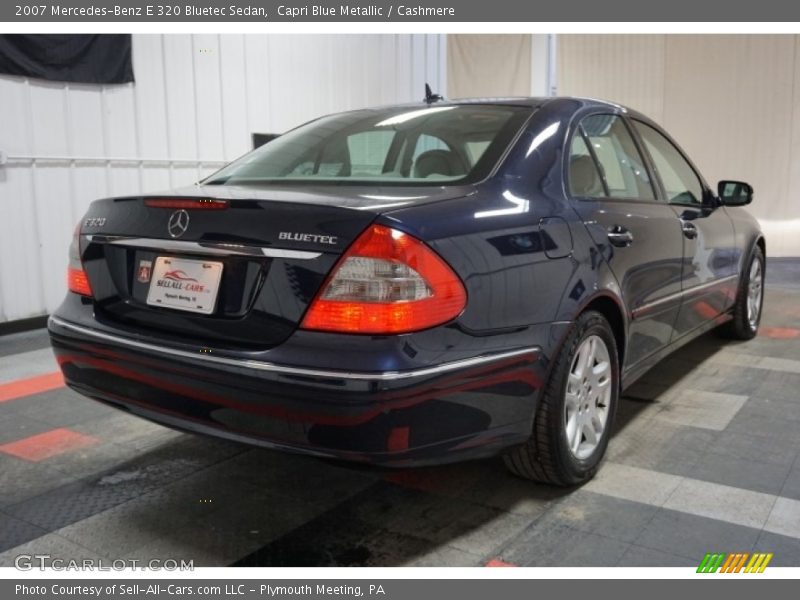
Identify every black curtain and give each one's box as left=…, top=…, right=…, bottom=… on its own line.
left=0, top=35, right=133, bottom=84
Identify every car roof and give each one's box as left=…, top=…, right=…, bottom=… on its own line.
left=357, top=96, right=642, bottom=116
left=444, top=96, right=653, bottom=124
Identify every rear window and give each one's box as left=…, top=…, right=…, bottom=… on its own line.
left=205, top=105, right=530, bottom=187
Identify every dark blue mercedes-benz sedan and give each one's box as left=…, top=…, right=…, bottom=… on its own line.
left=48, top=96, right=765, bottom=485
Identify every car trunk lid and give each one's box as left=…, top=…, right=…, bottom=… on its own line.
left=78, top=185, right=469, bottom=349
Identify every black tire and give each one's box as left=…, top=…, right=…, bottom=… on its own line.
left=503, top=310, right=619, bottom=486
left=718, top=245, right=765, bottom=341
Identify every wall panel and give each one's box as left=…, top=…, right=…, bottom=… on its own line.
left=663, top=35, right=795, bottom=256
left=0, top=167, right=43, bottom=322
left=218, top=35, right=250, bottom=158
left=0, top=34, right=446, bottom=322
left=132, top=35, right=170, bottom=159
left=192, top=34, right=225, bottom=162
left=162, top=35, right=198, bottom=162
left=447, top=35, right=531, bottom=99
left=558, top=34, right=666, bottom=123
left=784, top=36, right=800, bottom=257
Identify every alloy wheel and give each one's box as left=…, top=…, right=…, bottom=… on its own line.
left=564, top=335, right=613, bottom=460
left=747, top=258, right=763, bottom=329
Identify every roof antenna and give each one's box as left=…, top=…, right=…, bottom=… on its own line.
left=424, top=83, right=443, bottom=105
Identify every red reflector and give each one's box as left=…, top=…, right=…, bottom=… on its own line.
left=144, top=198, right=228, bottom=210
left=387, top=427, right=410, bottom=452
left=67, top=267, right=93, bottom=297
left=301, top=224, right=467, bottom=334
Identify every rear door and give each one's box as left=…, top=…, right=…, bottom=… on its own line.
left=630, top=119, right=738, bottom=338
left=567, top=113, right=684, bottom=368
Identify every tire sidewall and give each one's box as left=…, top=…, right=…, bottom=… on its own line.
left=553, top=312, right=619, bottom=482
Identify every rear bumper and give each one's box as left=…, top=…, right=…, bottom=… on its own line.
left=48, top=315, right=546, bottom=466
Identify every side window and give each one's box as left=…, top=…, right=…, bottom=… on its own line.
left=410, top=134, right=468, bottom=179
left=569, top=114, right=656, bottom=200
left=465, top=140, right=491, bottom=164
left=412, top=134, right=450, bottom=160
left=346, top=131, right=396, bottom=176
left=568, top=134, right=606, bottom=198
left=633, top=121, right=704, bottom=205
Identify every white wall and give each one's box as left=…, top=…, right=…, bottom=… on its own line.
left=446, top=34, right=554, bottom=99
left=0, top=34, right=446, bottom=323
left=447, top=34, right=531, bottom=98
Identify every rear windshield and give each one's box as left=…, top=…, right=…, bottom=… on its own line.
left=204, top=105, right=530, bottom=187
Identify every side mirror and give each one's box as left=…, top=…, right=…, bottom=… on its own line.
left=718, top=180, right=753, bottom=206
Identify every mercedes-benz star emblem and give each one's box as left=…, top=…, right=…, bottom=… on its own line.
left=167, top=209, right=190, bottom=238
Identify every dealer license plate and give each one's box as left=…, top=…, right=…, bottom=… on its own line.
left=145, top=257, right=223, bottom=315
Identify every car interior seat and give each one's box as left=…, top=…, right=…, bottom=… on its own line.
left=413, top=149, right=468, bottom=179
left=569, top=155, right=605, bottom=197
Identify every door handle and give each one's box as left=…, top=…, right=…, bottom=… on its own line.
left=607, top=225, right=634, bottom=247
left=681, top=221, right=698, bottom=239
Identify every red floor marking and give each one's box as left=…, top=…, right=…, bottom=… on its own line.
left=0, top=427, right=99, bottom=462
left=0, top=372, right=64, bottom=403
left=759, top=327, right=800, bottom=339
left=485, top=558, right=517, bottom=567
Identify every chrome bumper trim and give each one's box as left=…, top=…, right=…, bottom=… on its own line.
left=48, top=316, right=540, bottom=382
left=84, top=235, right=322, bottom=260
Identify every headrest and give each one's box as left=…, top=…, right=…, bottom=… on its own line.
left=570, top=155, right=604, bottom=197
left=413, top=149, right=467, bottom=179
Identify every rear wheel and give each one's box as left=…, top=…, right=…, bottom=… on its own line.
left=503, top=310, right=619, bottom=486
left=719, top=245, right=764, bottom=340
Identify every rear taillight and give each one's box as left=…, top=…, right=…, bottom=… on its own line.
left=67, top=224, right=93, bottom=297
left=301, top=224, right=466, bottom=334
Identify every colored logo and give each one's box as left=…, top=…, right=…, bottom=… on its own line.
left=167, top=209, right=190, bottom=238
left=697, top=552, right=773, bottom=573
left=162, top=270, right=198, bottom=283
left=137, top=260, right=152, bottom=283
